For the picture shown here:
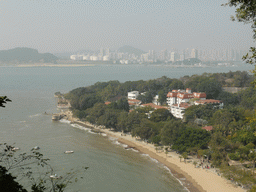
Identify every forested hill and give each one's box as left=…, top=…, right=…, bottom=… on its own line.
left=0, top=47, right=58, bottom=63
left=65, top=71, right=254, bottom=111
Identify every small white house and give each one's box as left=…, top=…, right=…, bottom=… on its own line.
left=128, top=91, right=139, bottom=100
left=152, top=95, right=160, bottom=105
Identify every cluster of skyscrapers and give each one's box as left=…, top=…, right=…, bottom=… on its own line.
left=141, top=48, right=246, bottom=62
left=70, top=47, right=247, bottom=63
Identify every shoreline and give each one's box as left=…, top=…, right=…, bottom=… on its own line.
left=97, top=128, right=200, bottom=192
left=57, top=109, right=245, bottom=192
left=70, top=119, right=245, bottom=192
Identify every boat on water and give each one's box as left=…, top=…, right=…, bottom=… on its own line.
left=50, top=174, right=62, bottom=179
left=32, top=146, right=40, bottom=150
left=11, top=147, right=20, bottom=151
left=64, top=151, right=74, bottom=154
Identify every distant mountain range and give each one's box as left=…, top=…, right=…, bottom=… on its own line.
left=0, top=47, right=58, bottom=63
left=0, top=46, right=145, bottom=63
left=117, top=45, right=146, bottom=56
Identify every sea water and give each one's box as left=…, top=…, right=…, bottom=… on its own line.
left=0, top=63, right=253, bottom=191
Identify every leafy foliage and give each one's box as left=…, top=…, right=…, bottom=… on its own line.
left=225, top=1, right=256, bottom=86
left=0, top=96, right=11, bottom=108
left=149, top=108, right=173, bottom=122
left=172, top=128, right=211, bottom=152
left=0, top=143, right=88, bottom=192
left=0, top=165, right=28, bottom=192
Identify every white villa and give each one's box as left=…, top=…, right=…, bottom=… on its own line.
left=128, top=91, right=140, bottom=100
left=170, top=103, right=191, bottom=119
left=166, top=88, right=206, bottom=106
left=166, top=88, right=222, bottom=119
left=152, top=95, right=160, bottom=105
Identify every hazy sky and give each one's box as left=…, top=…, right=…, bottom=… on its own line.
left=0, top=0, right=255, bottom=53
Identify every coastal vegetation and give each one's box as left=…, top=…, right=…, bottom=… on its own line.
left=64, top=70, right=256, bottom=190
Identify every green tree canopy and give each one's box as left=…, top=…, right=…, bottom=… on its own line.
left=160, top=119, right=184, bottom=146
left=185, top=75, right=222, bottom=99
left=227, top=1, right=256, bottom=85
left=172, top=127, right=211, bottom=153
left=150, top=108, right=173, bottom=122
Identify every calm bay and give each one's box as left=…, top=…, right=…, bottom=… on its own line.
left=0, top=63, right=253, bottom=192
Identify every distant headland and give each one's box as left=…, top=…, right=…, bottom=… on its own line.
left=0, top=47, right=58, bottom=64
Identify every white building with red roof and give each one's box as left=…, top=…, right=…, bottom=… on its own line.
left=166, top=88, right=206, bottom=106
left=166, top=88, right=208, bottom=119
left=170, top=103, right=191, bottom=119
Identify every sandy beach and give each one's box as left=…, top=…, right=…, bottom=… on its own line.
left=70, top=119, right=245, bottom=192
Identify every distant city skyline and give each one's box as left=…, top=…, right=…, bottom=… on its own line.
left=70, top=47, right=247, bottom=62
left=1, top=0, right=254, bottom=53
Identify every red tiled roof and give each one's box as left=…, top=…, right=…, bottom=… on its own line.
left=195, top=99, right=222, bottom=104
left=177, top=93, right=194, bottom=99
left=167, top=89, right=198, bottom=99
left=141, top=103, right=168, bottom=109
left=104, top=101, right=111, bottom=105
left=167, top=92, right=178, bottom=97
left=128, top=99, right=141, bottom=103
left=202, top=126, right=213, bottom=131
left=193, top=92, right=207, bottom=98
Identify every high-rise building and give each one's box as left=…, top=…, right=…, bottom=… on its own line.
left=191, top=49, right=198, bottom=59
left=148, top=50, right=156, bottom=60
left=170, top=52, right=178, bottom=62
left=100, top=47, right=105, bottom=56
left=179, top=54, right=185, bottom=61
left=105, top=48, right=110, bottom=56
left=159, top=49, right=168, bottom=61
left=231, top=49, right=235, bottom=61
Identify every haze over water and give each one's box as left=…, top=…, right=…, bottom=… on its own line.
left=0, top=63, right=254, bottom=191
